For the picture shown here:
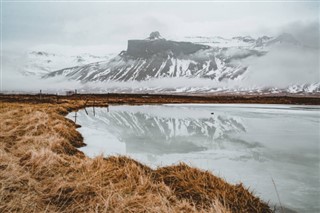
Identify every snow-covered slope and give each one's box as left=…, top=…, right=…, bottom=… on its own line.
left=184, top=33, right=299, bottom=49
left=43, top=35, right=268, bottom=82
left=43, top=33, right=303, bottom=83
left=37, top=32, right=318, bottom=95
left=184, top=35, right=262, bottom=48
left=76, top=82, right=320, bottom=95
left=285, top=83, right=320, bottom=94
left=22, top=51, right=113, bottom=76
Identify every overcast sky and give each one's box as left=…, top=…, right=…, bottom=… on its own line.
left=2, top=1, right=319, bottom=54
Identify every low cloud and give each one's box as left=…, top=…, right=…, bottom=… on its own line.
left=1, top=51, right=80, bottom=93
left=278, top=20, right=320, bottom=48
left=2, top=43, right=319, bottom=93
left=242, top=44, right=319, bottom=87
left=2, top=18, right=319, bottom=92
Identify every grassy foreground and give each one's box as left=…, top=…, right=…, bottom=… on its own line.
left=0, top=95, right=275, bottom=212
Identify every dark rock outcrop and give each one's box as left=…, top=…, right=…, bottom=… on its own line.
left=126, top=39, right=210, bottom=58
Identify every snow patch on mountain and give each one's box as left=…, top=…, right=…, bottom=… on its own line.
left=15, top=32, right=318, bottom=95
left=43, top=35, right=268, bottom=82
left=22, top=51, right=113, bottom=76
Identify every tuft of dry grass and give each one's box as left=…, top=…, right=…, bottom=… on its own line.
left=0, top=97, right=273, bottom=212
left=153, top=163, right=271, bottom=212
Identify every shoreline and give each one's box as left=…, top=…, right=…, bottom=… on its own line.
left=1, top=93, right=320, bottom=105
left=73, top=103, right=315, bottom=213
left=1, top=94, right=311, bottom=212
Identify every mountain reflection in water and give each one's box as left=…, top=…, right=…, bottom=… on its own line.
left=77, top=106, right=265, bottom=158
left=70, top=104, right=320, bottom=213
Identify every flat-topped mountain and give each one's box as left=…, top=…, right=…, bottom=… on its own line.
left=126, top=38, right=210, bottom=58
left=43, top=32, right=259, bottom=82
left=42, top=32, right=310, bottom=89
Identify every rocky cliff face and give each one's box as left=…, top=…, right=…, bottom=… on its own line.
left=126, top=39, right=210, bottom=58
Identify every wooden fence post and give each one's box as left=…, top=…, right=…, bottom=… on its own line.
left=74, top=111, right=77, bottom=124
left=93, top=99, right=96, bottom=116
left=84, top=99, right=89, bottom=115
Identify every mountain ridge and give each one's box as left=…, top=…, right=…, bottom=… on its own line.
left=33, top=32, right=319, bottom=95
left=43, top=32, right=274, bottom=82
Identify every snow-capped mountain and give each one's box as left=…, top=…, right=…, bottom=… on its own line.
left=184, top=33, right=299, bottom=49
left=42, top=32, right=303, bottom=83
left=43, top=32, right=271, bottom=82
left=74, top=82, right=320, bottom=95
left=285, top=83, right=320, bottom=94
left=22, top=51, right=113, bottom=76
left=38, top=32, right=318, bottom=95
left=184, top=35, right=262, bottom=48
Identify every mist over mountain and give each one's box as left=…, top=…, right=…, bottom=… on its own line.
left=43, top=32, right=269, bottom=82
left=3, top=31, right=319, bottom=95
left=22, top=51, right=113, bottom=77
left=2, top=1, right=318, bottom=95
left=21, top=31, right=315, bottom=95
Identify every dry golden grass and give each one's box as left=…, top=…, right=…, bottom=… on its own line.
left=0, top=98, right=273, bottom=213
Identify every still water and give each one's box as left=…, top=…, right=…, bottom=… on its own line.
left=68, top=104, right=320, bottom=212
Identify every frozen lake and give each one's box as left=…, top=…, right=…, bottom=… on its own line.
left=68, top=104, right=320, bottom=212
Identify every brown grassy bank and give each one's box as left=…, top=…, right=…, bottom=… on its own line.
left=1, top=93, right=320, bottom=105
left=0, top=96, right=275, bottom=212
